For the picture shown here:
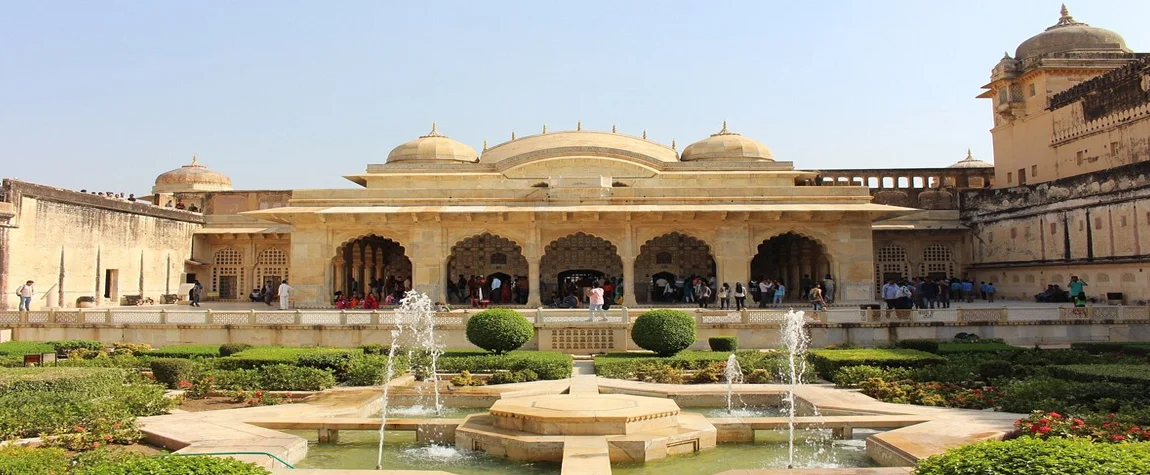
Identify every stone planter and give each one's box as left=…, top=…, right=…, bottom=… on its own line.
left=76, top=296, right=95, bottom=308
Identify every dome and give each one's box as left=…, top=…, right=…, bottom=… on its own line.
left=153, top=155, right=233, bottom=192
left=1015, top=6, right=1130, bottom=59
left=478, top=128, right=679, bottom=164
left=948, top=149, right=994, bottom=169
left=386, top=123, right=477, bottom=164
left=680, top=122, right=774, bottom=162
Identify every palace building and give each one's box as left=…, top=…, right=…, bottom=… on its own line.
left=0, top=6, right=1147, bottom=310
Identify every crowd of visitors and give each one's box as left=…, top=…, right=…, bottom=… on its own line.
left=333, top=276, right=411, bottom=309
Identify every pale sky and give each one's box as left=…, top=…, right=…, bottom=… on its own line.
left=2, top=1, right=1147, bottom=193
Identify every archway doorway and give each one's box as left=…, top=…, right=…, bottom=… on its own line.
left=649, top=271, right=678, bottom=303
left=751, top=232, right=832, bottom=301
left=333, top=235, right=410, bottom=302
left=540, top=233, right=622, bottom=303
left=447, top=233, right=528, bottom=305
left=634, top=232, right=715, bottom=304
left=486, top=272, right=513, bottom=305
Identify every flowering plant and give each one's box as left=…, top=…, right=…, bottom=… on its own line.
left=1015, top=411, right=1150, bottom=443
left=42, top=417, right=141, bottom=451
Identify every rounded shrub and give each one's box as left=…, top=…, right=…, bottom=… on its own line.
left=913, top=437, right=1150, bottom=475
left=708, top=336, right=738, bottom=352
left=218, top=343, right=253, bottom=357
left=466, top=309, right=534, bottom=354
left=149, top=358, right=197, bottom=389
left=895, top=339, right=939, bottom=354
left=977, top=359, right=1014, bottom=380
left=631, top=309, right=696, bottom=357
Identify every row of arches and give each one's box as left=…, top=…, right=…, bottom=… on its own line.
left=331, top=231, right=834, bottom=305
left=210, top=247, right=289, bottom=300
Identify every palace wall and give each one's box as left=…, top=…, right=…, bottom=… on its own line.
left=0, top=180, right=202, bottom=309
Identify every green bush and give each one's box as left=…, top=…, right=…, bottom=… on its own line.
left=466, top=309, right=534, bottom=354
left=0, top=376, right=174, bottom=439
left=297, top=352, right=359, bottom=380
left=148, top=344, right=221, bottom=359
left=832, top=365, right=911, bottom=388
left=79, top=455, right=271, bottom=475
left=0, top=446, right=69, bottom=475
left=594, top=351, right=794, bottom=380
left=996, top=376, right=1149, bottom=415
left=437, top=351, right=571, bottom=380
left=344, top=355, right=411, bottom=387
left=691, top=362, right=725, bottom=384
left=487, top=369, right=539, bottom=385
left=216, top=347, right=362, bottom=370
left=258, top=364, right=336, bottom=391
left=450, top=370, right=485, bottom=387
left=1049, top=365, right=1150, bottom=386
left=149, top=358, right=198, bottom=388
left=808, top=349, right=945, bottom=380
left=1071, top=342, right=1150, bottom=357
left=978, top=360, right=1015, bottom=380
left=936, top=342, right=1025, bottom=354
left=55, top=354, right=145, bottom=370
left=708, top=336, right=738, bottom=352
left=0, top=367, right=123, bottom=394
left=203, top=368, right=262, bottom=391
left=895, top=339, right=939, bottom=353
left=49, top=340, right=104, bottom=354
left=744, top=368, right=773, bottom=384
left=634, top=361, right=684, bottom=384
left=912, top=437, right=1150, bottom=475
left=0, top=341, right=57, bottom=356
left=218, top=343, right=253, bottom=357
left=631, top=309, right=696, bottom=356
left=359, top=344, right=389, bottom=355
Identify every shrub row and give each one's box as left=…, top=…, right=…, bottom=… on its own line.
left=808, top=349, right=945, bottom=380
left=1048, top=365, right=1150, bottom=386
left=0, top=446, right=271, bottom=475
left=1071, top=342, right=1150, bottom=356
left=0, top=367, right=124, bottom=394
left=437, top=351, right=572, bottom=380
left=913, top=437, right=1150, bottom=475
left=147, top=344, right=221, bottom=359
left=215, top=347, right=363, bottom=370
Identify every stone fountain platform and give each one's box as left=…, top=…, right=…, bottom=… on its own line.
left=456, top=384, right=717, bottom=463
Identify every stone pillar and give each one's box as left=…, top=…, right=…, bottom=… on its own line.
left=409, top=227, right=446, bottom=302
left=622, top=257, right=637, bottom=307
left=527, top=257, right=541, bottom=307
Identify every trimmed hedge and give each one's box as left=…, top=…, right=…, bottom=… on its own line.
left=895, top=339, right=939, bottom=353
left=258, top=364, right=337, bottom=391
left=913, top=437, right=1150, bottom=475
left=631, top=309, right=696, bottom=356
left=1071, top=342, right=1150, bottom=356
left=149, top=358, right=197, bottom=388
left=148, top=344, right=221, bottom=359
left=218, top=343, right=253, bottom=357
left=808, top=349, right=945, bottom=380
left=1049, top=365, right=1150, bottom=386
left=466, top=309, right=534, bottom=354
left=708, top=336, right=738, bottom=352
left=49, top=340, right=103, bottom=354
left=0, top=341, right=57, bottom=356
left=0, top=445, right=68, bottom=475
left=215, top=347, right=362, bottom=370
left=936, top=342, right=1025, bottom=354
left=594, top=350, right=807, bottom=382
left=80, top=455, right=271, bottom=474
left=437, top=351, right=572, bottom=380
left=0, top=367, right=123, bottom=394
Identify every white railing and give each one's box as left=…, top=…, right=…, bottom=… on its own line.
left=0, top=306, right=1147, bottom=326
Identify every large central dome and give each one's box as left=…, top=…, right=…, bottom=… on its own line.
left=1015, top=5, right=1130, bottom=59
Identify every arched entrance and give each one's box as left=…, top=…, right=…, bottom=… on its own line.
left=751, top=232, right=832, bottom=301
left=540, top=233, right=622, bottom=302
left=333, top=235, right=411, bottom=301
left=447, top=233, right=528, bottom=305
left=634, top=232, right=715, bottom=304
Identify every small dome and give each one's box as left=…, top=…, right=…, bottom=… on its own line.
left=680, top=122, right=774, bottom=162
left=1015, top=6, right=1130, bottom=59
left=386, top=123, right=477, bottom=164
left=949, top=149, right=994, bottom=169
left=153, top=155, right=233, bottom=191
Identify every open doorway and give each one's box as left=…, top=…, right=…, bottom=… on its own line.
left=104, top=269, right=119, bottom=301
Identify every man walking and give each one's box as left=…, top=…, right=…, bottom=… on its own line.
left=278, top=279, right=293, bottom=310
left=16, top=280, right=34, bottom=311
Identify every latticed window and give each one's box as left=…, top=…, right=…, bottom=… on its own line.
left=211, top=247, right=244, bottom=298
left=920, top=244, right=955, bottom=278
left=257, top=248, right=287, bottom=266
left=655, top=252, right=673, bottom=265
left=255, top=247, right=288, bottom=288
left=490, top=252, right=508, bottom=265
left=877, top=244, right=907, bottom=262
left=874, top=244, right=910, bottom=293
left=214, top=248, right=242, bottom=265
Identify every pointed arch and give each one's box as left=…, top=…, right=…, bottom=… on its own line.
left=634, top=232, right=716, bottom=304
left=255, top=247, right=289, bottom=290
left=447, top=233, right=529, bottom=304
left=332, top=234, right=411, bottom=299
left=211, top=247, right=244, bottom=299
left=751, top=232, right=834, bottom=301
left=540, top=232, right=623, bottom=300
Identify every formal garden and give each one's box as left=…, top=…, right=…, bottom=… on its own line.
left=1, top=306, right=1150, bottom=473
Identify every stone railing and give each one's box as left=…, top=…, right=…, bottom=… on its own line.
left=1051, top=103, right=1150, bottom=145
left=1, top=306, right=1146, bottom=327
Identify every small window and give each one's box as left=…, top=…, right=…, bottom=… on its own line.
left=1007, top=172, right=1013, bottom=183
left=1050, top=223, right=1057, bottom=234
left=1094, top=217, right=1103, bottom=230
left=1010, top=228, right=1017, bottom=239
left=1028, top=84, right=1036, bottom=96
left=1111, top=141, right=1120, bottom=154
left=1031, top=165, right=1037, bottom=177
left=1076, top=151, right=1084, bottom=166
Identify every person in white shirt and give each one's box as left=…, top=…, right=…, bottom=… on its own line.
left=277, top=280, right=293, bottom=310
left=16, top=280, right=34, bottom=311
left=586, top=282, right=606, bottom=321
left=490, top=276, right=502, bottom=304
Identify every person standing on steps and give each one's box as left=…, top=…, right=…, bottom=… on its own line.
left=277, top=279, right=293, bottom=310
left=16, top=280, right=34, bottom=311
left=586, top=282, right=605, bottom=322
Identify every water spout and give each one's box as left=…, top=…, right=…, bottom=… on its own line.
left=375, top=327, right=403, bottom=470
left=376, top=290, right=441, bottom=470
left=781, top=308, right=810, bottom=469
left=723, top=353, right=743, bottom=414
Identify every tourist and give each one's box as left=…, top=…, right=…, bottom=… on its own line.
left=175, top=201, right=186, bottom=210
left=772, top=280, right=786, bottom=305
left=278, top=279, right=293, bottom=310
left=364, top=293, right=380, bottom=309
left=164, top=200, right=174, bottom=208
left=938, top=278, right=951, bottom=308
left=602, top=279, right=615, bottom=310
left=809, top=283, right=825, bottom=311
left=127, top=193, right=136, bottom=202
left=15, top=280, right=34, bottom=311
left=662, top=278, right=675, bottom=301
left=490, top=275, right=502, bottom=304
left=719, top=283, right=731, bottom=310
left=979, top=281, right=988, bottom=300
left=560, top=293, right=578, bottom=309
left=1068, top=276, right=1088, bottom=302
left=733, top=282, right=746, bottom=310
left=697, top=281, right=712, bottom=308
left=263, top=282, right=274, bottom=306
left=962, top=279, right=974, bottom=303
left=881, top=280, right=899, bottom=317
left=249, top=288, right=261, bottom=302
left=188, top=204, right=199, bottom=212
left=682, top=277, right=694, bottom=304
left=985, top=282, right=996, bottom=303
left=749, top=279, right=760, bottom=304
left=586, top=282, right=606, bottom=321
left=921, top=277, right=938, bottom=309
left=349, top=294, right=360, bottom=309
left=189, top=280, right=203, bottom=307
left=823, top=274, right=835, bottom=304
left=950, top=279, right=963, bottom=303
left=758, top=279, right=771, bottom=308
left=454, top=275, right=467, bottom=303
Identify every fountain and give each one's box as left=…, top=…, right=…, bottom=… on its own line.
left=723, top=353, right=743, bottom=414
left=376, top=290, right=441, bottom=470
left=780, top=308, right=810, bottom=469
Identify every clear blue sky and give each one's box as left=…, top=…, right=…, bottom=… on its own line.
left=2, top=1, right=1146, bottom=192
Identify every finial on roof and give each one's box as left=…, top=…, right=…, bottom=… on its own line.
left=577, top=121, right=582, bottom=131
left=612, top=124, right=617, bottom=133
left=511, top=131, right=516, bottom=140
left=711, top=120, right=739, bottom=136
left=1051, top=3, right=1083, bottom=28
left=642, top=130, right=647, bottom=139
left=722, top=120, right=728, bottom=132
left=483, top=140, right=488, bottom=151
left=542, top=124, right=547, bottom=134
left=421, top=122, right=444, bottom=138
left=966, top=148, right=973, bottom=159
left=1002, top=51, right=1012, bottom=59
left=671, top=139, right=676, bottom=150
left=191, top=154, right=199, bottom=165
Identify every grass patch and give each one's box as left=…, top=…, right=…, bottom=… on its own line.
left=437, top=351, right=572, bottom=380
left=808, top=348, right=945, bottom=380
left=594, top=350, right=783, bottom=380
left=147, top=344, right=221, bottom=359
left=0, top=342, right=56, bottom=356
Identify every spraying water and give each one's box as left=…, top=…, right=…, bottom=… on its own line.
left=723, top=353, right=744, bottom=414
left=375, top=327, right=403, bottom=470
left=376, top=290, right=441, bottom=470
left=780, top=308, right=810, bottom=469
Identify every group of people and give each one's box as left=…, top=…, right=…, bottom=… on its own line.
left=548, top=276, right=625, bottom=310
left=163, top=200, right=199, bottom=212
left=242, top=280, right=293, bottom=309
left=448, top=274, right=529, bottom=306
left=1035, top=276, right=1089, bottom=307
left=79, top=189, right=139, bottom=202
left=879, top=277, right=1000, bottom=313
left=333, top=276, right=411, bottom=309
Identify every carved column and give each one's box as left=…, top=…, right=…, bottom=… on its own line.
left=527, top=258, right=541, bottom=307
left=622, top=257, right=637, bottom=307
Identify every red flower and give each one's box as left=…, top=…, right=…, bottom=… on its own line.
left=1038, top=426, right=1052, bottom=435
left=1110, top=434, right=1127, bottom=442
left=1047, top=412, right=1062, bottom=419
